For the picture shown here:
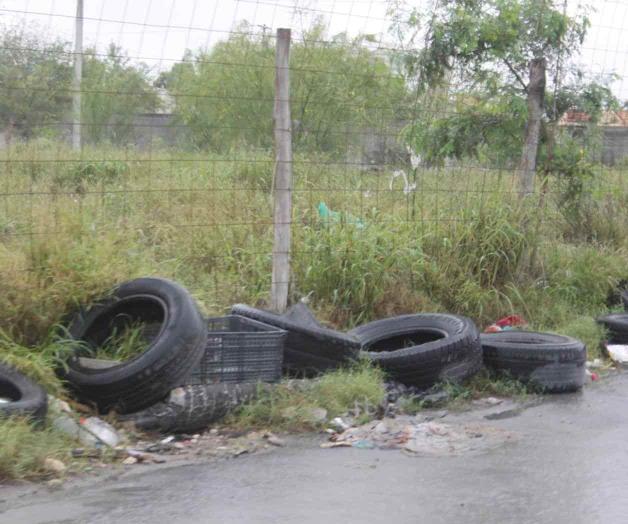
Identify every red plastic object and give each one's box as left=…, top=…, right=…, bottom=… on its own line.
left=495, top=315, right=526, bottom=328
left=484, top=324, right=502, bottom=333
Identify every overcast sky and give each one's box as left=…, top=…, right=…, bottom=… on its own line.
left=1, top=0, right=626, bottom=99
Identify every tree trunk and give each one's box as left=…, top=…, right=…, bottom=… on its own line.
left=518, top=57, right=546, bottom=198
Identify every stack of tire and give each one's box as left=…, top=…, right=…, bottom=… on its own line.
left=57, top=278, right=258, bottom=433
left=0, top=280, right=588, bottom=431
left=233, top=306, right=483, bottom=387
left=233, top=305, right=587, bottom=393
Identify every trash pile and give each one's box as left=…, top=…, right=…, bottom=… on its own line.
left=0, top=274, right=614, bottom=457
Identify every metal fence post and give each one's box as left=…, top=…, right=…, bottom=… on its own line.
left=270, top=28, right=292, bottom=313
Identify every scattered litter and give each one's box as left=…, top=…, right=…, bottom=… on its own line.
left=389, top=170, right=417, bottom=195
left=52, top=414, right=100, bottom=447
left=606, top=344, right=628, bottom=366
left=352, top=440, right=376, bottom=449
left=161, top=436, right=175, bottom=444
left=331, top=417, right=351, bottom=432
left=323, top=417, right=515, bottom=456
left=122, top=456, right=138, bottom=465
left=80, top=417, right=120, bottom=448
left=485, top=315, right=527, bottom=333
left=586, top=369, right=600, bottom=382
left=586, top=359, right=604, bottom=369
left=317, top=202, right=365, bottom=228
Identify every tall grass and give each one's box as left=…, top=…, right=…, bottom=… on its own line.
left=0, top=141, right=626, bottom=359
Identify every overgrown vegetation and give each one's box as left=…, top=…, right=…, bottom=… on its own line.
left=229, top=362, right=386, bottom=431
left=0, top=417, right=73, bottom=481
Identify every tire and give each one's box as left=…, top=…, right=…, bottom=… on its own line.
left=0, top=363, right=48, bottom=426
left=349, top=314, right=482, bottom=388
left=480, top=331, right=586, bottom=393
left=61, top=278, right=207, bottom=414
left=121, top=383, right=261, bottom=433
left=597, top=313, right=628, bottom=343
left=231, top=304, right=360, bottom=374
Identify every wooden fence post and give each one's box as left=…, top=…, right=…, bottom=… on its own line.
left=270, top=28, right=292, bottom=313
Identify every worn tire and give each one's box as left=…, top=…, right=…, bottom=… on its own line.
left=349, top=314, right=482, bottom=388
left=480, top=331, right=586, bottom=393
left=121, top=383, right=261, bottom=433
left=0, top=364, right=48, bottom=426
left=61, top=278, right=207, bottom=414
left=231, top=304, right=360, bottom=373
left=597, top=313, right=628, bottom=343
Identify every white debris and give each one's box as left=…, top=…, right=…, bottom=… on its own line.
left=606, top=345, right=628, bottom=365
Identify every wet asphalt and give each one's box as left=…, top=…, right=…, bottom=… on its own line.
left=1, top=371, right=628, bottom=524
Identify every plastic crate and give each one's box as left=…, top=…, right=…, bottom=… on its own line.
left=180, top=315, right=286, bottom=385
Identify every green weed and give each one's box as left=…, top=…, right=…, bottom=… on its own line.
left=0, top=417, right=74, bottom=482
left=228, top=362, right=386, bottom=431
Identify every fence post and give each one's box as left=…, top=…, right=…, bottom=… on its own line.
left=270, top=28, right=292, bottom=313
left=72, top=0, right=83, bottom=151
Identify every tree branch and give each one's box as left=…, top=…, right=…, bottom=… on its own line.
left=503, top=59, right=528, bottom=93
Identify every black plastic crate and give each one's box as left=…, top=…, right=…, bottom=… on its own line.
left=181, top=315, right=286, bottom=385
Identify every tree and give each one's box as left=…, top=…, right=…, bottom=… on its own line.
left=160, top=22, right=408, bottom=153
left=81, top=44, right=160, bottom=145
left=398, top=0, right=592, bottom=196
left=0, top=27, right=72, bottom=142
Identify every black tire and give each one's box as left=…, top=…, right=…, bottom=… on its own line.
left=0, top=363, right=48, bottom=426
left=349, top=314, right=482, bottom=388
left=61, top=278, right=207, bottom=414
left=597, top=313, right=628, bottom=343
left=121, top=383, right=261, bottom=433
left=231, top=304, right=360, bottom=374
left=480, top=331, right=586, bottom=393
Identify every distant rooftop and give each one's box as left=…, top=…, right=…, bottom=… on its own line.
left=559, top=110, right=628, bottom=127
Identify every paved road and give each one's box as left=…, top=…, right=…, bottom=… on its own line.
left=2, top=372, right=628, bottom=524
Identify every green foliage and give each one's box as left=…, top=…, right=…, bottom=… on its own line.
left=0, top=417, right=74, bottom=481
left=229, top=362, right=386, bottom=431
left=81, top=44, right=160, bottom=145
left=0, top=331, right=70, bottom=395
left=550, top=316, right=606, bottom=360
left=404, top=92, right=527, bottom=165
left=405, top=0, right=589, bottom=91
left=397, top=0, right=611, bottom=172
left=0, top=26, right=72, bottom=140
left=88, top=322, right=151, bottom=361
left=53, top=160, right=129, bottom=194
left=162, top=22, right=407, bottom=153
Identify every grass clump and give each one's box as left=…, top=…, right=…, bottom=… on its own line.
left=0, top=331, right=73, bottom=396
left=88, top=322, right=151, bottom=361
left=229, top=362, right=386, bottom=431
left=0, top=417, right=74, bottom=482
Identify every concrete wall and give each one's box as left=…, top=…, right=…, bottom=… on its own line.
left=602, top=127, right=628, bottom=166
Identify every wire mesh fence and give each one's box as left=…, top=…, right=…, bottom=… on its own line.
left=0, top=0, right=626, bottom=342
